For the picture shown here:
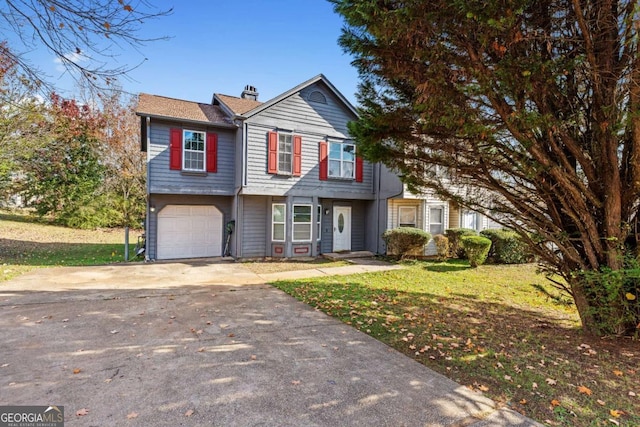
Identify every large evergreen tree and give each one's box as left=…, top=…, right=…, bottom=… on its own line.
left=332, top=0, right=640, bottom=336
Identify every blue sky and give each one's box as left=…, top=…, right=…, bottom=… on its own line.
left=17, top=1, right=360, bottom=106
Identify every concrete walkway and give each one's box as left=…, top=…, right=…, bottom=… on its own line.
left=0, top=259, right=542, bottom=426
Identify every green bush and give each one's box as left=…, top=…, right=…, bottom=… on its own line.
left=433, top=234, right=449, bottom=260
left=445, top=228, right=477, bottom=258
left=383, top=227, right=431, bottom=258
left=480, top=229, right=532, bottom=264
left=461, top=235, right=492, bottom=267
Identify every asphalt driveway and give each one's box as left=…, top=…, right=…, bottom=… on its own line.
left=0, top=261, right=541, bottom=426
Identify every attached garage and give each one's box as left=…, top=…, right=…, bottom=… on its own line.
left=157, top=205, right=223, bottom=260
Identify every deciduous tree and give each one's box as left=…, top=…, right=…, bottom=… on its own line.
left=332, top=0, right=640, bottom=336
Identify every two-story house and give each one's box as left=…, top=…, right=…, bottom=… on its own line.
left=136, top=74, right=402, bottom=261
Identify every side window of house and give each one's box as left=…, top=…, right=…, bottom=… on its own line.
left=169, top=128, right=217, bottom=173
left=399, top=206, right=417, bottom=227
left=272, top=203, right=286, bottom=242
left=429, top=207, right=444, bottom=235
left=292, top=204, right=312, bottom=242
left=268, top=131, right=301, bottom=176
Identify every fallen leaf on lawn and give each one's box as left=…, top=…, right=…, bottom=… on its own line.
left=127, top=412, right=138, bottom=419
left=73, top=368, right=81, bottom=374
left=597, top=399, right=606, bottom=405
left=625, top=292, right=636, bottom=300
left=628, top=391, right=636, bottom=397
left=608, top=419, right=620, bottom=426
left=184, top=409, right=194, bottom=417
left=613, top=369, right=623, bottom=377
left=478, top=385, right=489, bottom=391
left=609, top=409, right=624, bottom=418
left=550, top=399, right=561, bottom=407
left=504, top=375, right=512, bottom=381
left=76, top=408, right=89, bottom=416
left=532, top=382, right=538, bottom=389
left=519, top=399, right=527, bottom=405
left=577, top=385, right=592, bottom=395
left=546, top=378, right=557, bottom=386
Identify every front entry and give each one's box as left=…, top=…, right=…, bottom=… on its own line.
left=333, top=206, right=351, bottom=252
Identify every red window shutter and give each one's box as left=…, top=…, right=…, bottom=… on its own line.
left=355, top=156, right=364, bottom=182
left=206, top=132, right=218, bottom=173
left=319, top=141, right=328, bottom=181
left=267, top=131, right=278, bottom=174
left=169, top=128, right=182, bottom=170
left=293, top=135, right=302, bottom=176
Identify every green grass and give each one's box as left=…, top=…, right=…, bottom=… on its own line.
left=272, top=260, right=640, bottom=426
left=1, top=210, right=141, bottom=281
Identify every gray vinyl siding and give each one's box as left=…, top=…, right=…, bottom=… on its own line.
left=240, top=196, right=267, bottom=258
left=146, top=194, right=232, bottom=260
left=243, top=82, right=375, bottom=199
left=148, top=120, right=236, bottom=195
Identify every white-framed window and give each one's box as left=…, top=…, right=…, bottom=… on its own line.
left=328, top=141, right=355, bottom=179
left=183, top=130, right=206, bottom=171
left=272, top=203, right=286, bottom=242
left=461, top=210, right=478, bottom=230
left=293, top=204, right=312, bottom=242
left=399, top=206, right=417, bottom=227
left=278, top=133, right=292, bottom=174
left=429, top=206, right=444, bottom=235
left=317, top=205, right=322, bottom=241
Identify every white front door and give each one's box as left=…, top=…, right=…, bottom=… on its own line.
left=333, top=206, right=351, bottom=252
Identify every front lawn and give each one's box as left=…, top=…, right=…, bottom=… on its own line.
left=272, top=260, right=640, bottom=426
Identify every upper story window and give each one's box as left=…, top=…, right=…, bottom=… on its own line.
left=169, top=128, right=217, bottom=173
left=183, top=130, right=205, bottom=171
left=328, top=141, right=355, bottom=179
left=278, top=133, right=292, bottom=174
left=268, top=131, right=301, bottom=176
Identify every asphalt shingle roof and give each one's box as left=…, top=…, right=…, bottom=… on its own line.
left=215, top=94, right=263, bottom=115
left=137, top=93, right=234, bottom=125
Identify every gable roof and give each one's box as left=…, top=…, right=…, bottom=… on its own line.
left=136, top=93, right=235, bottom=127
left=242, top=74, right=358, bottom=119
left=214, top=94, right=263, bottom=116
left=214, top=74, right=358, bottom=119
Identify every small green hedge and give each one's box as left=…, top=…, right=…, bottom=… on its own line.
left=445, top=228, right=478, bottom=258
left=461, top=235, right=492, bottom=267
left=432, top=234, right=449, bottom=260
left=383, top=227, right=431, bottom=258
left=480, top=229, right=532, bottom=264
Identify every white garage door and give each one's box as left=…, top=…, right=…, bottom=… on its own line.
left=157, top=205, right=223, bottom=260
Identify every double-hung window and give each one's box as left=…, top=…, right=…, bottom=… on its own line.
left=278, top=133, right=292, bottom=174
left=317, top=205, right=322, bottom=241
left=328, top=141, right=355, bottom=179
left=183, top=130, right=206, bottom=171
left=461, top=210, right=478, bottom=230
left=292, top=204, right=312, bottom=242
left=429, top=207, right=444, bottom=235
left=272, top=203, right=286, bottom=242
left=399, top=206, right=417, bottom=227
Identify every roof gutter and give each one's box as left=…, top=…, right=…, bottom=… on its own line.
left=134, top=112, right=239, bottom=129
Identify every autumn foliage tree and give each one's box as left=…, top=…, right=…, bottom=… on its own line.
left=332, top=0, right=640, bottom=336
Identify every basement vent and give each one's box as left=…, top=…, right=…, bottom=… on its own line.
left=308, top=90, right=327, bottom=104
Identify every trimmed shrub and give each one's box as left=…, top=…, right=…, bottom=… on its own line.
left=445, top=228, right=478, bottom=258
left=383, top=227, right=431, bottom=258
left=480, top=229, right=532, bottom=264
left=461, top=235, right=492, bottom=267
left=433, top=234, right=449, bottom=260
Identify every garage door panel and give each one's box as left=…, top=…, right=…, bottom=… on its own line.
left=157, top=204, right=223, bottom=260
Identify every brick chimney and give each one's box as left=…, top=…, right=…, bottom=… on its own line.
left=241, top=85, right=258, bottom=100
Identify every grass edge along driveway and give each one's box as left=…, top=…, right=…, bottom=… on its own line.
left=271, top=260, right=640, bottom=427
